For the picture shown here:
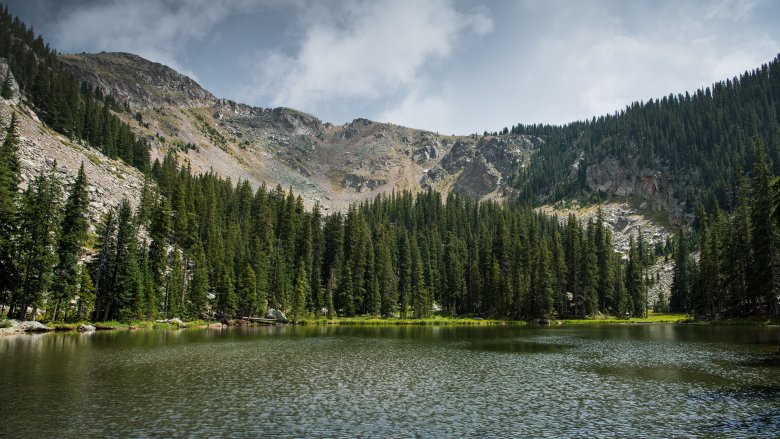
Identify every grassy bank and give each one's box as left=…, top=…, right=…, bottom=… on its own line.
left=47, top=319, right=220, bottom=331
left=8, top=312, right=778, bottom=335
left=559, top=313, right=688, bottom=325
left=298, top=316, right=525, bottom=326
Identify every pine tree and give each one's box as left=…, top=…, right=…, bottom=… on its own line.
left=0, top=114, right=20, bottom=310
left=398, top=230, right=412, bottom=318
left=215, top=262, right=236, bottom=320
left=91, top=209, right=117, bottom=321
left=626, top=235, right=644, bottom=317
left=52, top=163, right=89, bottom=321
left=237, top=264, right=257, bottom=318
left=292, top=260, right=308, bottom=322
left=110, top=199, right=142, bottom=320
left=0, top=68, right=12, bottom=99
left=670, top=230, right=691, bottom=313
left=148, top=197, right=171, bottom=316
left=325, top=268, right=337, bottom=319
left=75, top=265, right=94, bottom=321
left=167, top=250, right=184, bottom=318
left=749, top=140, right=778, bottom=314
left=411, top=240, right=429, bottom=318
left=188, top=241, right=209, bottom=319
left=531, top=239, right=553, bottom=319
left=376, top=226, right=398, bottom=317
left=13, top=167, right=61, bottom=320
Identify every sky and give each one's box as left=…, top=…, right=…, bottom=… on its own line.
left=6, top=0, right=780, bottom=134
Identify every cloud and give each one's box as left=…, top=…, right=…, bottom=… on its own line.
left=379, top=88, right=454, bottom=133
left=245, top=0, right=492, bottom=112
left=51, top=0, right=262, bottom=79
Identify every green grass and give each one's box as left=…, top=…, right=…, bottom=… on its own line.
left=47, top=319, right=221, bottom=332
left=299, top=315, right=526, bottom=326
left=30, top=312, right=779, bottom=334
left=559, top=313, right=687, bottom=325
left=86, top=152, right=102, bottom=166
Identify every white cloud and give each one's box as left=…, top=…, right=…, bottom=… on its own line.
left=379, top=88, right=454, bottom=133
left=245, top=0, right=493, bottom=111
left=52, top=0, right=262, bottom=79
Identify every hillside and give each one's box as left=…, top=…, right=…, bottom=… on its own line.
left=61, top=52, right=538, bottom=212
left=509, top=55, right=780, bottom=222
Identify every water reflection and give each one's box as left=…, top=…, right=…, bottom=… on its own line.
left=1, top=324, right=779, bottom=437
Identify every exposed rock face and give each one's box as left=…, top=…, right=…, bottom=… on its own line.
left=585, top=158, right=688, bottom=225
left=77, top=324, right=96, bottom=332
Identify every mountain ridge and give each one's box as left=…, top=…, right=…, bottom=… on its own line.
left=60, top=51, right=538, bottom=212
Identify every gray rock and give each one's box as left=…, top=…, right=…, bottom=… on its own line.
left=18, top=321, right=52, bottom=332
left=265, top=308, right=288, bottom=323
left=77, top=324, right=96, bottom=332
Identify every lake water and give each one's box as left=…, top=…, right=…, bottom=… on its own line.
left=1, top=324, right=779, bottom=437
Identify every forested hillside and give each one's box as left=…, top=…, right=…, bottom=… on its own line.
left=0, top=5, right=778, bottom=324
left=510, top=56, right=780, bottom=216
left=669, top=139, right=779, bottom=317
left=0, top=5, right=150, bottom=172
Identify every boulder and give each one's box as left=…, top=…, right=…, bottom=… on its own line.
left=77, top=324, right=96, bottom=332
left=265, top=308, right=288, bottom=323
left=169, top=318, right=185, bottom=328
left=17, top=321, right=52, bottom=332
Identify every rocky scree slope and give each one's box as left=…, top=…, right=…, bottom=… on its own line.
left=0, top=58, right=144, bottom=229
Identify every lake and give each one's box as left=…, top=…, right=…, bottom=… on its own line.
left=1, top=324, right=779, bottom=437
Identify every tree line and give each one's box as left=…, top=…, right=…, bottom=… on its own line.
left=509, top=54, right=780, bottom=216
left=670, top=139, right=780, bottom=317
left=1, top=120, right=662, bottom=322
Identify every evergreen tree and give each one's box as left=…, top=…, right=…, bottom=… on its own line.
left=91, top=209, right=117, bottom=321
left=110, top=199, right=142, bottom=320
left=188, top=241, right=209, bottom=319
left=626, top=235, right=644, bottom=317
left=215, top=262, right=236, bottom=320
left=0, top=68, right=12, bottom=99
left=166, top=250, right=184, bottom=318
left=148, top=197, right=171, bottom=316
left=749, top=140, right=778, bottom=314
left=411, top=240, right=429, bottom=318
left=325, top=268, right=337, bottom=318
left=237, top=264, right=257, bottom=318
left=75, top=265, right=94, bottom=321
left=12, top=168, right=61, bottom=320
left=292, top=260, right=308, bottom=322
left=52, top=163, right=89, bottom=321
left=0, top=114, right=20, bottom=310
left=670, top=230, right=691, bottom=313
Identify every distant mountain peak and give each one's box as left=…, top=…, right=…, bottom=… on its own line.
left=60, top=52, right=215, bottom=109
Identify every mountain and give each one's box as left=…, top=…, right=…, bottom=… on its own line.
left=60, top=52, right=538, bottom=212
left=509, top=55, right=780, bottom=222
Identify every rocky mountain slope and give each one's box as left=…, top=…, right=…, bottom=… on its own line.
left=5, top=50, right=674, bottom=270
left=0, top=59, right=144, bottom=228
left=60, top=52, right=539, bottom=211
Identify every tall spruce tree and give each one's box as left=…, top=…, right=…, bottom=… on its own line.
left=13, top=167, right=61, bottom=320
left=0, top=114, right=20, bottom=310
left=52, top=162, right=89, bottom=321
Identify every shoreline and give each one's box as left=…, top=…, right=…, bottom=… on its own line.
left=3, top=313, right=778, bottom=336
